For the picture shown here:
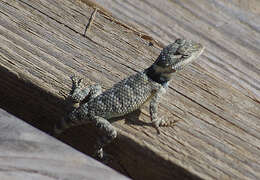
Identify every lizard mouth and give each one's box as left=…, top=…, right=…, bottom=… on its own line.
left=169, top=41, right=205, bottom=71
left=154, top=39, right=205, bottom=72
left=145, top=39, right=205, bottom=84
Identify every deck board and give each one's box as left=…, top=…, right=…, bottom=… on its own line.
left=0, top=0, right=259, bottom=179
left=0, top=109, right=129, bottom=180
left=92, top=0, right=260, bottom=99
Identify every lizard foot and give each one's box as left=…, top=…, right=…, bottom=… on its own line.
left=94, top=148, right=113, bottom=164
left=153, top=116, right=179, bottom=134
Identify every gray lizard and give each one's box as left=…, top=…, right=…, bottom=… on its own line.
left=54, top=38, right=205, bottom=159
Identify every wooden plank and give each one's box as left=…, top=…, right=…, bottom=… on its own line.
left=0, top=108, right=130, bottom=180
left=0, top=0, right=259, bottom=180
left=92, top=0, right=260, bottom=99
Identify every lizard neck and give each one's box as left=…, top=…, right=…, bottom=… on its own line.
left=145, top=65, right=170, bottom=86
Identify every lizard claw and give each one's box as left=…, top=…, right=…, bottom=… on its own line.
left=71, top=76, right=83, bottom=87
left=94, top=148, right=104, bottom=159
left=94, top=148, right=113, bottom=164
left=153, top=116, right=179, bottom=134
left=160, top=118, right=179, bottom=127
left=59, top=89, right=69, bottom=99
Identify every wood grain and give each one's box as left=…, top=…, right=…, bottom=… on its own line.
left=0, top=0, right=259, bottom=179
left=92, top=0, right=260, bottom=99
left=0, top=108, right=130, bottom=180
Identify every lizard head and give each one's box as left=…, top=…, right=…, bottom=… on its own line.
left=154, top=38, right=205, bottom=73
left=146, top=39, right=205, bottom=85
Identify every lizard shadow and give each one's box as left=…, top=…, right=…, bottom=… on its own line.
left=110, top=109, right=153, bottom=127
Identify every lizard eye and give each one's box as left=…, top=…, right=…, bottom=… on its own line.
left=175, top=49, right=190, bottom=58
left=174, top=51, right=189, bottom=59
left=182, top=54, right=190, bottom=58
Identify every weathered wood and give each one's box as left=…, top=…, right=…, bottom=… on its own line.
left=0, top=108, right=130, bottom=180
left=92, top=0, right=260, bottom=99
left=0, top=0, right=259, bottom=180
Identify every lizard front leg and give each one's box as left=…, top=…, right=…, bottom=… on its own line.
left=70, top=76, right=102, bottom=104
left=150, top=87, right=176, bottom=134
left=54, top=77, right=102, bottom=135
left=150, top=90, right=164, bottom=134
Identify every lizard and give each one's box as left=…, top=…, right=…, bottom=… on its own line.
left=54, top=38, right=205, bottom=159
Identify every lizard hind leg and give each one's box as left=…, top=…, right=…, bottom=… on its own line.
left=91, top=116, right=117, bottom=160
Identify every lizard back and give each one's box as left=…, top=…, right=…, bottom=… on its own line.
left=87, top=71, right=157, bottom=119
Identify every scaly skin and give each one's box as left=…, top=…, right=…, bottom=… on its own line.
left=54, top=38, right=205, bottom=159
